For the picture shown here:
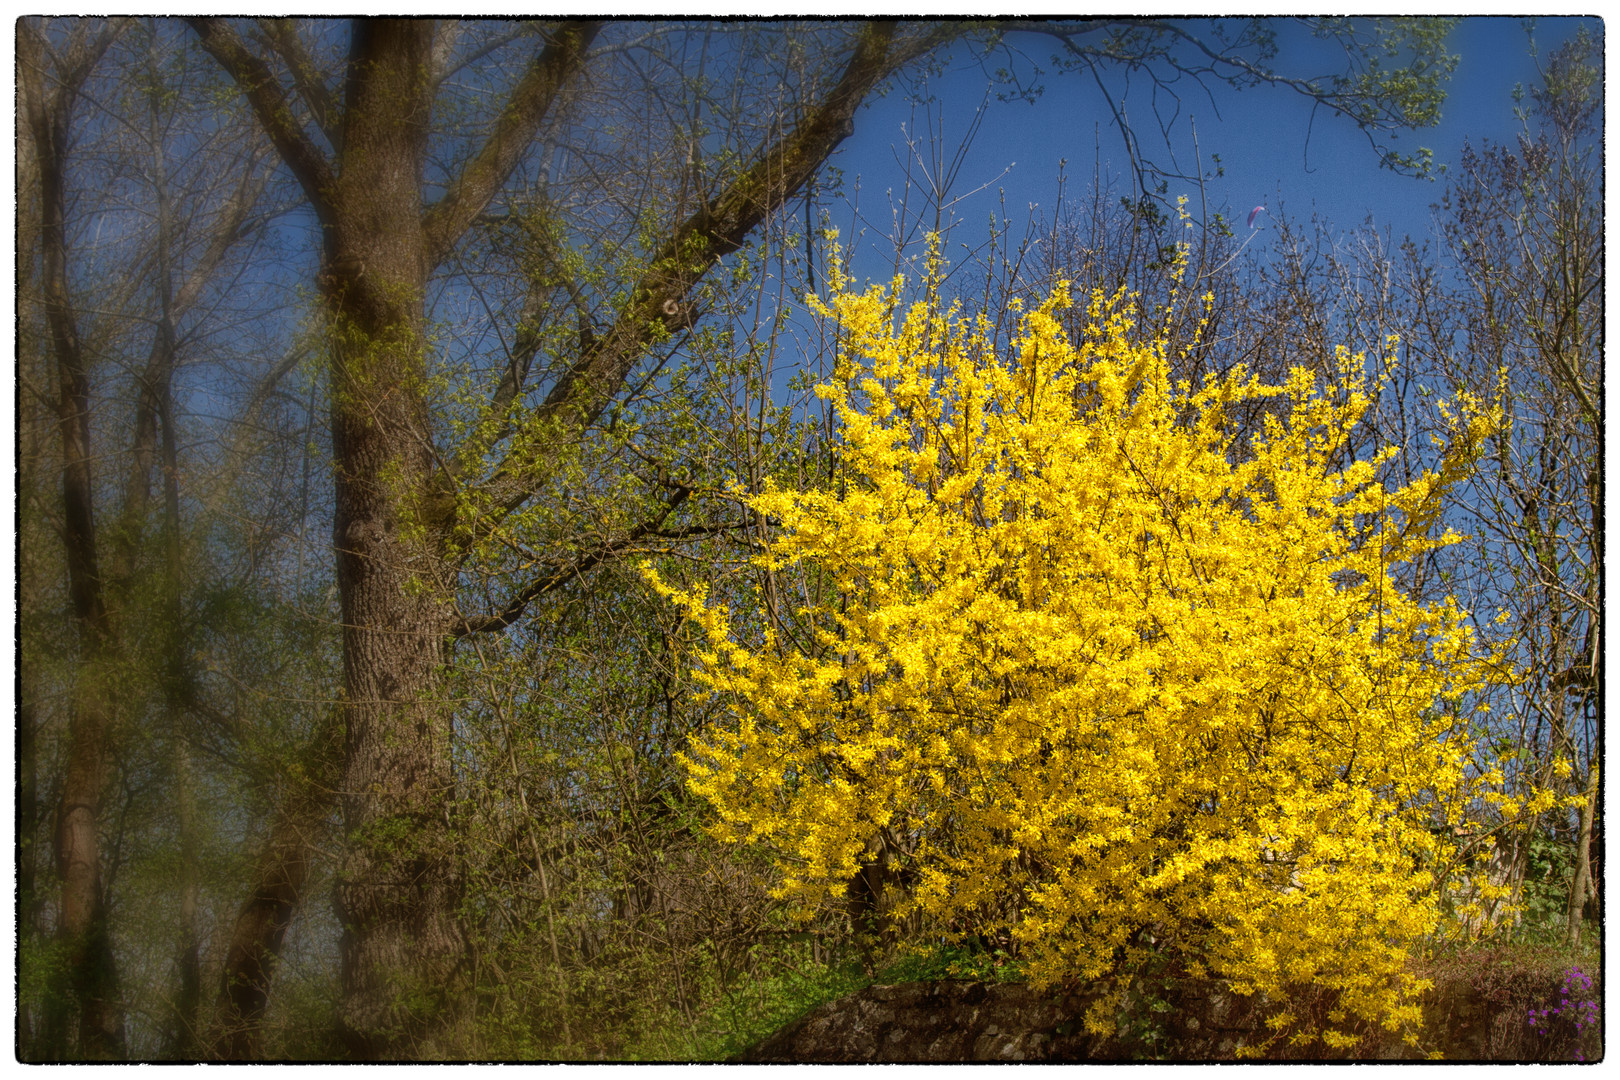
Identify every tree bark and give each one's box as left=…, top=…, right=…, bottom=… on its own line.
left=312, top=22, right=474, bottom=1057
left=19, top=19, right=129, bottom=1059
left=206, top=710, right=339, bottom=1059
left=189, top=17, right=951, bottom=1056
left=1564, top=761, right=1598, bottom=948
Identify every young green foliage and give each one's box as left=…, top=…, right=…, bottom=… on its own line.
left=651, top=248, right=1552, bottom=1052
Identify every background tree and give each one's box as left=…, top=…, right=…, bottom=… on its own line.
left=21, top=19, right=147, bottom=1057
left=16, top=17, right=328, bottom=1060
left=1426, top=29, right=1601, bottom=942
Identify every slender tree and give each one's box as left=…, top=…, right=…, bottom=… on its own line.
left=17, top=17, right=293, bottom=1058
left=19, top=20, right=134, bottom=1057
left=1433, top=29, right=1602, bottom=941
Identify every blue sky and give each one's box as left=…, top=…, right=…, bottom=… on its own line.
left=827, top=16, right=1600, bottom=275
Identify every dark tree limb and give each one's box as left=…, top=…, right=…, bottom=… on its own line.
left=205, top=711, right=340, bottom=1060
left=452, top=486, right=719, bottom=638
left=422, top=21, right=602, bottom=268
left=466, top=22, right=958, bottom=522
left=188, top=17, right=337, bottom=223
left=257, top=18, right=343, bottom=155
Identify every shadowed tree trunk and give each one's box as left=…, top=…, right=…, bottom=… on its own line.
left=206, top=710, right=340, bottom=1059
left=316, top=23, right=473, bottom=1055
left=19, top=18, right=129, bottom=1060
left=192, top=16, right=950, bottom=1055
left=1565, top=759, right=1598, bottom=947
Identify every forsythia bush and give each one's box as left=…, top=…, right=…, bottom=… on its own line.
left=649, top=254, right=1540, bottom=1052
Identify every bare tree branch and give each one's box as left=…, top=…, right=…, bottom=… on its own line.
left=452, top=485, right=716, bottom=637
left=257, top=19, right=342, bottom=155
left=188, top=17, right=337, bottom=223
left=421, top=21, right=602, bottom=267
left=464, top=23, right=959, bottom=524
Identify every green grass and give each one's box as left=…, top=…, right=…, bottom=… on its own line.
left=618, top=936, right=1030, bottom=1061
left=619, top=953, right=869, bottom=1061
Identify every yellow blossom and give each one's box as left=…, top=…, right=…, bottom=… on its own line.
left=648, top=263, right=1534, bottom=1053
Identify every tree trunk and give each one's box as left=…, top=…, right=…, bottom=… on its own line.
left=322, top=22, right=469, bottom=1058
left=19, top=19, right=128, bottom=1059
left=160, top=370, right=203, bottom=1058
left=209, top=833, right=310, bottom=1059
left=207, top=714, right=338, bottom=1060
left=1564, top=762, right=1598, bottom=948
left=17, top=699, right=43, bottom=1056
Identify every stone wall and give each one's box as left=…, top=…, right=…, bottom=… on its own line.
left=740, top=968, right=1599, bottom=1062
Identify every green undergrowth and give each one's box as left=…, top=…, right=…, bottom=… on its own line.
left=620, top=937, right=1026, bottom=1061
left=620, top=953, right=868, bottom=1061
left=871, top=939, right=1029, bottom=985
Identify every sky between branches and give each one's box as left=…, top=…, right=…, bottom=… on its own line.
left=828, top=15, right=1599, bottom=287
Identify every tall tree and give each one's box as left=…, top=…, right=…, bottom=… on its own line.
left=1432, top=28, right=1602, bottom=941
left=188, top=18, right=957, bottom=1055
left=17, top=16, right=291, bottom=1058
left=19, top=19, right=134, bottom=1057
